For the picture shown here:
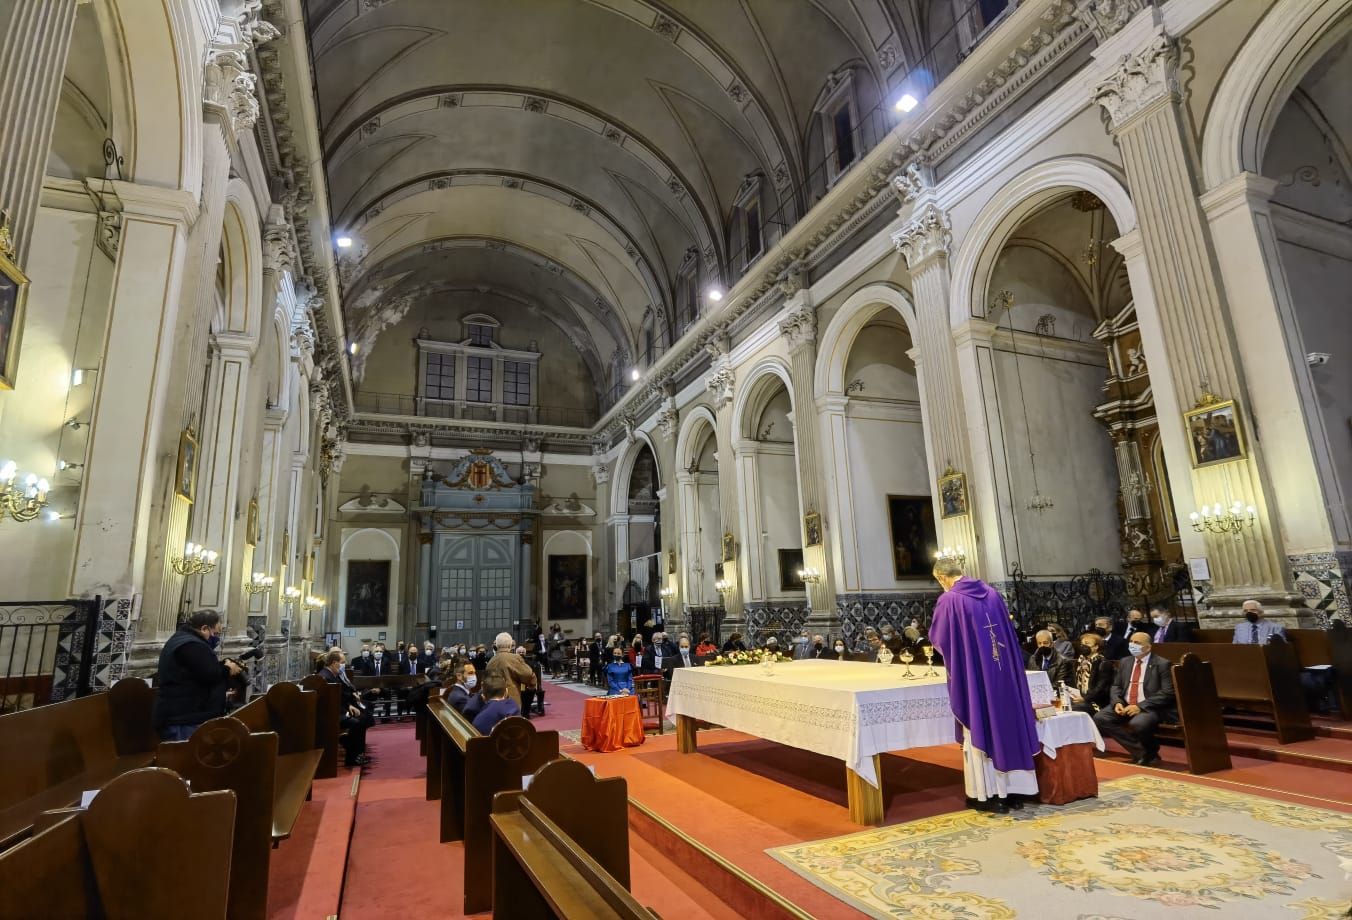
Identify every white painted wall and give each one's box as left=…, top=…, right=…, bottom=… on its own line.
left=338, top=527, right=402, bottom=655
left=844, top=406, right=932, bottom=590
left=754, top=445, right=804, bottom=602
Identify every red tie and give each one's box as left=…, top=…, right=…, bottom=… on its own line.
left=1128, top=658, right=1143, bottom=706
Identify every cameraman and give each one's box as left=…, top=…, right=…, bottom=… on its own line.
left=153, top=610, right=241, bottom=741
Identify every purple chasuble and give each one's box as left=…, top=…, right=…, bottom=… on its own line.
left=929, top=577, right=1039, bottom=773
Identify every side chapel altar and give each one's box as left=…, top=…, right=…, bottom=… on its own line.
left=666, top=660, right=1056, bottom=824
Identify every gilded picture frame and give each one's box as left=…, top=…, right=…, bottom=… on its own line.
left=0, top=217, right=31, bottom=391
left=175, top=427, right=199, bottom=504
left=803, top=511, right=822, bottom=547
left=721, top=532, right=736, bottom=563
left=1183, top=397, right=1247, bottom=468
left=245, top=498, right=259, bottom=547
left=938, top=468, right=969, bottom=519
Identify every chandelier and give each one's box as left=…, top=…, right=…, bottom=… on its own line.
left=243, top=572, right=275, bottom=596
left=796, top=567, right=822, bottom=584
left=1189, top=502, right=1256, bottom=537
left=172, top=543, right=219, bottom=576
left=301, top=594, right=326, bottom=611
left=714, top=577, right=734, bottom=596
left=0, top=460, right=50, bottom=523
left=933, top=546, right=967, bottom=566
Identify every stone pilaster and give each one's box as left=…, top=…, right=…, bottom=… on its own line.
left=891, top=204, right=982, bottom=575
left=0, top=0, right=79, bottom=269
left=1094, top=33, right=1300, bottom=614
left=705, top=333, right=744, bottom=625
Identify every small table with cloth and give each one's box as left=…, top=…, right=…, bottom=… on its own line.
left=666, top=660, right=1054, bottom=824
left=581, top=695, right=646, bottom=753
left=1033, top=710, right=1105, bottom=804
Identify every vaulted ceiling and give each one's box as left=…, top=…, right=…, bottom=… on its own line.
left=306, top=0, right=925, bottom=383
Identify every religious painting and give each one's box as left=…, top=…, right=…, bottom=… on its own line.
left=778, top=548, right=805, bottom=591
left=174, top=427, right=199, bottom=504
left=667, top=549, right=676, bottom=575
left=938, top=468, right=969, bottom=519
left=0, top=214, right=30, bottom=391
left=548, top=554, right=587, bottom=620
left=887, top=495, right=938, bottom=578
left=722, top=532, right=736, bottom=563
left=245, top=498, right=259, bottom=547
left=1183, top=397, right=1246, bottom=468
left=345, top=559, right=390, bottom=627
left=803, top=512, right=822, bottom=547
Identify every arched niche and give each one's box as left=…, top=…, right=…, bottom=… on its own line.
left=673, top=406, right=720, bottom=606
left=338, top=527, right=403, bottom=656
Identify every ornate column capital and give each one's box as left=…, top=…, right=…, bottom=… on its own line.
left=891, top=202, right=951, bottom=271
left=775, top=259, right=809, bottom=300
left=705, top=364, right=735, bottom=408
left=779, top=306, right=818, bottom=353
left=1074, top=0, right=1149, bottom=43
left=204, top=47, right=260, bottom=135
left=263, top=210, right=295, bottom=277
left=1092, top=35, right=1180, bottom=131
left=889, top=161, right=933, bottom=209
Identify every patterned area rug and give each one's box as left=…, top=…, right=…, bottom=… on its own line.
left=768, top=776, right=1352, bottom=919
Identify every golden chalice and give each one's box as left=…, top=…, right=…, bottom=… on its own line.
left=900, top=647, right=916, bottom=679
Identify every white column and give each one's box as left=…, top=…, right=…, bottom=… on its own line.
left=1093, top=34, right=1296, bottom=610
left=705, top=337, right=744, bottom=623
left=256, top=407, right=287, bottom=633
left=733, top=440, right=766, bottom=602
left=69, top=182, right=199, bottom=601
left=0, top=0, right=79, bottom=268
left=816, top=395, right=858, bottom=592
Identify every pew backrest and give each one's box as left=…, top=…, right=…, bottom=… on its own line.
left=298, top=674, right=341, bottom=778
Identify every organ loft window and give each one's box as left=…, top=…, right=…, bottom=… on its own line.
left=817, top=69, right=860, bottom=185
left=466, top=355, right=493, bottom=402
left=424, top=352, right=455, bottom=400
left=744, top=198, right=763, bottom=261
left=468, top=323, right=493, bottom=347
left=502, top=360, right=531, bottom=405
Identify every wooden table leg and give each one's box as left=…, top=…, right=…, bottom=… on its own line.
left=846, top=755, right=884, bottom=825
left=675, top=715, right=698, bottom=753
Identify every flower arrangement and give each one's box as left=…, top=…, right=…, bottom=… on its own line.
left=704, top=648, right=792, bottom=666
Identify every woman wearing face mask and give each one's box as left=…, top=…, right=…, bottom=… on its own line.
left=820, top=638, right=847, bottom=660
left=152, top=609, right=242, bottom=741
left=605, top=647, right=635, bottom=696
left=1068, top=633, right=1114, bottom=713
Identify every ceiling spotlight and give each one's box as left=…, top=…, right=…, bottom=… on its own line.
left=894, top=93, right=919, bottom=113
left=629, top=368, right=641, bottom=382
left=336, top=235, right=353, bottom=249
left=348, top=342, right=359, bottom=355
left=707, top=288, right=724, bottom=302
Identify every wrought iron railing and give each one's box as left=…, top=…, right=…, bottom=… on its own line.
left=1005, top=565, right=1195, bottom=639
left=685, top=605, right=724, bottom=647
left=0, top=597, right=102, bottom=713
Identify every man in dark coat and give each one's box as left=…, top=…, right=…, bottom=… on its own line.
left=319, top=648, right=372, bottom=767
left=1093, top=632, right=1177, bottom=766
left=153, top=610, right=241, bottom=741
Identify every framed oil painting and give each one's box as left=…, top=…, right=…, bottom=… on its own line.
left=0, top=216, right=30, bottom=391
left=1183, top=397, right=1246, bottom=468
left=548, top=554, right=587, bottom=620
left=175, top=427, right=199, bottom=504
left=345, top=559, right=390, bottom=627
left=722, top=532, right=736, bottom=563
left=887, top=495, right=938, bottom=578
left=938, top=468, right=969, bottom=519
left=778, top=548, right=805, bottom=591
left=245, top=498, right=259, bottom=547
left=803, top=511, right=822, bottom=547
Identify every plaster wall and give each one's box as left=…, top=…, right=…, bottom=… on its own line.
left=753, top=446, right=804, bottom=602
left=337, top=526, right=403, bottom=656
left=843, top=408, right=932, bottom=591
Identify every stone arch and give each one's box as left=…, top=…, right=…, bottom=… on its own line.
left=217, top=180, right=265, bottom=343
left=814, top=282, right=918, bottom=402
left=948, top=158, right=1136, bottom=330
left=1201, top=0, right=1352, bottom=189
left=610, top=432, right=663, bottom=517
left=341, top=527, right=401, bottom=559
left=674, top=404, right=718, bottom=472
left=732, top=358, right=795, bottom=442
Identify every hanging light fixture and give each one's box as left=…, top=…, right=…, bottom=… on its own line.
left=1071, top=191, right=1104, bottom=268
left=994, top=291, right=1055, bottom=513
left=0, top=460, right=50, bottom=523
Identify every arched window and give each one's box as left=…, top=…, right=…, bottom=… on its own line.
left=673, top=248, right=700, bottom=335
left=730, top=174, right=764, bottom=269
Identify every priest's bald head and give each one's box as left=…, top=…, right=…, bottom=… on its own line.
left=932, top=556, right=965, bottom=590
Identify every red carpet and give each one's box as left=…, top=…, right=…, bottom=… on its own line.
left=267, top=770, right=358, bottom=920
left=529, top=677, right=594, bottom=733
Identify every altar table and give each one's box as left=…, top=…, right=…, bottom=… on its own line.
left=665, top=659, right=1054, bottom=824
left=581, top=695, right=645, bottom=753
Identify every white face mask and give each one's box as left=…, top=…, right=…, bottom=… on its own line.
left=464, top=675, right=477, bottom=689
left=1152, top=615, right=1165, bottom=626
left=679, top=644, right=689, bottom=651
left=362, top=651, right=371, bottom=657
left=1128, top=642, right=1145, bottom=657
left=835, top=645, right=845, bottom=652
left=374, top=653, right=382, bottom=659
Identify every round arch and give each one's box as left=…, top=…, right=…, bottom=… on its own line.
left=610, top=431, right=664, bottom=517
left=217, top=179, right=265, bottom=344
left=948, top=158, right=1136, bottom=330
left=340, top=527, right=401, bottom=559
left=732, top=357, right=794, bottom=442
left=814, top=283, right=918, bottom=402
left=1201, top=0, right=1352, bottom=189
left=674, top=404, right=718, bottom=472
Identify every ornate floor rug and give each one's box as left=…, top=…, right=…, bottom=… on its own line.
left=767, top=775, right=1352, bottom=919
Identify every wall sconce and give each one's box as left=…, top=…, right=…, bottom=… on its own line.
left=0, top=460, right=50, bottom=523
left=172, top=542, right=219, bottom=576
left=658, top=586, right=676, bottom=600
left=933, top=545, right=967, bottom=567
left=797, top=567, right=822, bottom=585
left=714, top=577, right=733, bottom=596
left=301, top=594, right=326, bottom=611
left=1189, top=502, right=1256, bottom=537
left=71, top=368, right=97, bottom=387
left=243, top=572, right=275, bottom=596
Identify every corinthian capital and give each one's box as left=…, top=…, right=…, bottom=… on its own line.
left=706, top=364, right=736, bottom=408
left=205, top=48, right=260, bottom=135
left=263, top=211, right=295, bottom=276
left=779, top=306, right=817, bottom=353
left=891, top=203, right=951, bottom=270
left=1092, top=35, right=1180, bottom=131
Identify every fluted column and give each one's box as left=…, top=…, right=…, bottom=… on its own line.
left=892, top=205, right=983, bottom=576
left=256, top=407, right=287, bottom=634
left=705, top=334, right=744, bottom=624
left=0, top=0, right=79, bottom=269
left=1094, top=34, right=1295, bottom=611
left=780, top=299, right=836, bottom=622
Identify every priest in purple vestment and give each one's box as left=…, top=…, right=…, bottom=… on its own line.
left=929, top=555, right=1040, bottom=813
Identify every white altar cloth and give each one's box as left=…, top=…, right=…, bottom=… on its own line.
left=1035, top=710, right=1106, bottom=758
left=665, top=659, right=1054, bottom=787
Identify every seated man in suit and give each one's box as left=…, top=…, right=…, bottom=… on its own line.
left=1093, top=632, right=1176, bottom=766
left=444, top=662, right=483, bottom=719
left=1149, top=605, right=1188, bottom=644
left=1026, top=629, right=1075, bottom=687
left=472, top=673, right=521, bottom=734
left=319, top=648, right=372, bottom=767
left=350, top=642, right=374, bottom=675
left=1233, top=599, right=1287, bottom=645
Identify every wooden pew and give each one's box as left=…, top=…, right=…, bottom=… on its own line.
left=228, top=681, right=324, bottom=841
left=491, top=761, right=656, bottom=920
left=0, top=767, right=235, bottom=920
left=424, top=696, right=560, bottom=913
left=1155, top=641, right=1314, bottom=743
left=1289, top=628, right=1352, bottom=717
left=298, top=673, right=341, bottom=778
left=0, top=678, right=157, bottom=850
left=157, top=716, right=278, bottom=920
left=351, top=673, right=426, bottom=721
left=1157, top=654, right=1233, bottom=774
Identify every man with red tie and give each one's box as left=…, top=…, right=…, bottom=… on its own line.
left=1093, top=631, right=1176, bottom=766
